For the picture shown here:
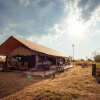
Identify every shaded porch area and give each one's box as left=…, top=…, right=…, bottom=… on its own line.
left=4, top=54, right=66, bottom=72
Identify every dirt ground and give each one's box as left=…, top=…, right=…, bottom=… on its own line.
left=0, top=66, right=100, bottom=100
left=0, top=71, right=42, bottom=98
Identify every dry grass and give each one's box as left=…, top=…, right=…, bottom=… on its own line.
left=0, top=66, right=100, bottom=100
left=75, top=61, right=92, bottom=66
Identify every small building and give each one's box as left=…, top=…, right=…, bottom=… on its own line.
left=0, top=36, right=66, bottom=71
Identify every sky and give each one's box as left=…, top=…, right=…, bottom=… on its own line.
left=0, top=0, right=100, bottom=59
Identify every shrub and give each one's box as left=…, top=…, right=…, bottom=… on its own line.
left=94, top=55, right=100, bottom=62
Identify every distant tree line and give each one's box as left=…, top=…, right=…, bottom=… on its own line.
left=94, top=55, right=100, bottom=62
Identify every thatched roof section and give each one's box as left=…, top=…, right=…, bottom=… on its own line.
left=0, top=36, right=65, bottom=57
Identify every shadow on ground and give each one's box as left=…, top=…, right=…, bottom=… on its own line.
left=0, top=72, right=42, bottom=98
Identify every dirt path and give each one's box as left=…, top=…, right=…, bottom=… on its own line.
left=0, top=72, right=42, bottom=98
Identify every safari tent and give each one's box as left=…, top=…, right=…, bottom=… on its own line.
left=0, top=36, right=66, bottom=71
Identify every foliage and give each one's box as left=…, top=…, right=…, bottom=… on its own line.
left=94, top=55, right=100, bottom=62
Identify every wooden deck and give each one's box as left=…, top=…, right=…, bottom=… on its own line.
left=24, top=65, right=73, bottom=78
left=24, top=70, right=56, bottom=78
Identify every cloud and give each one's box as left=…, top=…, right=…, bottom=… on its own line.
left=37, top=0, right=100, bottom=58
left=0, top=0, right=66, bottom=39
left=19, top=0, right=31, bottom=7
left=77, top=0, right=100, bottom=21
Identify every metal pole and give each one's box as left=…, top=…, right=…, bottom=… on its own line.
left=72, top=44, right=75, bottom=66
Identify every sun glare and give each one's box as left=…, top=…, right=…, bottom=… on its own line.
left=67, top=16, right=85, bottom=39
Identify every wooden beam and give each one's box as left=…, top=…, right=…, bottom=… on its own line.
left=55, top=57, right=57, bottom=72
left=56, top=57, right=58, bottom=66
left=35, top=53, right=39, bottom=68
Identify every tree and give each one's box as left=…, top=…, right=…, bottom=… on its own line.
left=80, top=59, right=84, bottom=61
left=87, top=58, right=93, bottom=61
left=94, top=55, right=100, bottom=62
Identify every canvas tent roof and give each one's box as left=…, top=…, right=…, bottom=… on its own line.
left=0, top=36, right=65, bottom=57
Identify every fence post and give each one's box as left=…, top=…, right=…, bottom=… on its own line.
left=92, top=64, right=96, bottom=76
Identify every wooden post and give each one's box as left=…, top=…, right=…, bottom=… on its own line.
left=56, top=57, right=57, bottom=66
left=4, top=56, right=8, bottom=72
left=43, top=55, right=46, bottom=69
left=45, top=55, right=46, bottom=64
left=92, top=64, right=96, bottom=76
left=35, top=53, right=39, bottom=68
left=56, top=57, right=58, bottom=72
